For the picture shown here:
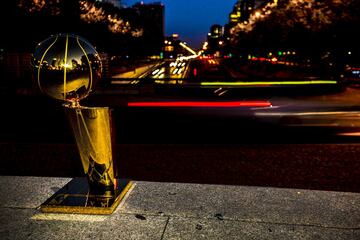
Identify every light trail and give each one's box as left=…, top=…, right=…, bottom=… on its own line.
left=201, top=80, right=337, bottom=86
left=128, top=101, right=272, bottom=108
left=179, top=42, right=197, bottom=56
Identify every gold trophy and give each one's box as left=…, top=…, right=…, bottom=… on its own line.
left=33, top=33, right=132, bottom=214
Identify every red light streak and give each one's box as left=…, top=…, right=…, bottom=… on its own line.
left=128, top=101, right=271, bottom=107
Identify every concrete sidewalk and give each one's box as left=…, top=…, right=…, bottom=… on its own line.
left=0, top=176, right=359, bottom=239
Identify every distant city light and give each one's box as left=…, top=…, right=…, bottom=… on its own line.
left=61, top=63, right=71, bottom=69
left=202, top=41, right=209, bottom=50
left=152, top=69, right=160, bottom=75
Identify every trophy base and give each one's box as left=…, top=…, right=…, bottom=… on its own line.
left=40, top=177, right=133, bottom=215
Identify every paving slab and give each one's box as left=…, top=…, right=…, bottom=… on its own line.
left=1, top=176, right=360, bottom=239
left=162, top=217, right=357, bottom=240
left=0, top=208, right=168, bottom=240
left=0, top=176, right=71, bottom=208
left=122, top=182, right=360, bottom=229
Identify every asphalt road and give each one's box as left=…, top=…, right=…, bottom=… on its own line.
left=3, top=83, right=360, bottom=144
left=1, top=142, right=360, bottom=193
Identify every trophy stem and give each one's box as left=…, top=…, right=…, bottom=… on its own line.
left=64, top=105, right=115, bottom=194
left=39, top=104, right=132, bottom=214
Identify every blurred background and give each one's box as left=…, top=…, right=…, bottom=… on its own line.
left=1, top=0, right=360, bottom=193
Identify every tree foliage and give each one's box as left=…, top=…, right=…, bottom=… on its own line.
left=231, top=0, right=360, bottom=57
left=4, top=0, right=148, bottom=54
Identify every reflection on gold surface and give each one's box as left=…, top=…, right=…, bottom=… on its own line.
left=65, top=105, right=114, bottom=193
left=33, top=33, right=102, bottom=103
left=40, top=178, right=133, bottom=215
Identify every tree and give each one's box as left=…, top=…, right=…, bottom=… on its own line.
left=231, top=0, right=360, bottom=66
left=3, top=0, right=142, bottom=53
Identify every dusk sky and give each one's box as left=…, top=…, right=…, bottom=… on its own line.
left=124, top=0, right=236, bottom=49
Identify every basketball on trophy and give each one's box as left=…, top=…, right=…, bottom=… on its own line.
left=32, top=33, right=102, bottom=104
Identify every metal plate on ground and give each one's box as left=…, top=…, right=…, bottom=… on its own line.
left=40, top=177, right=132, bottom=214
